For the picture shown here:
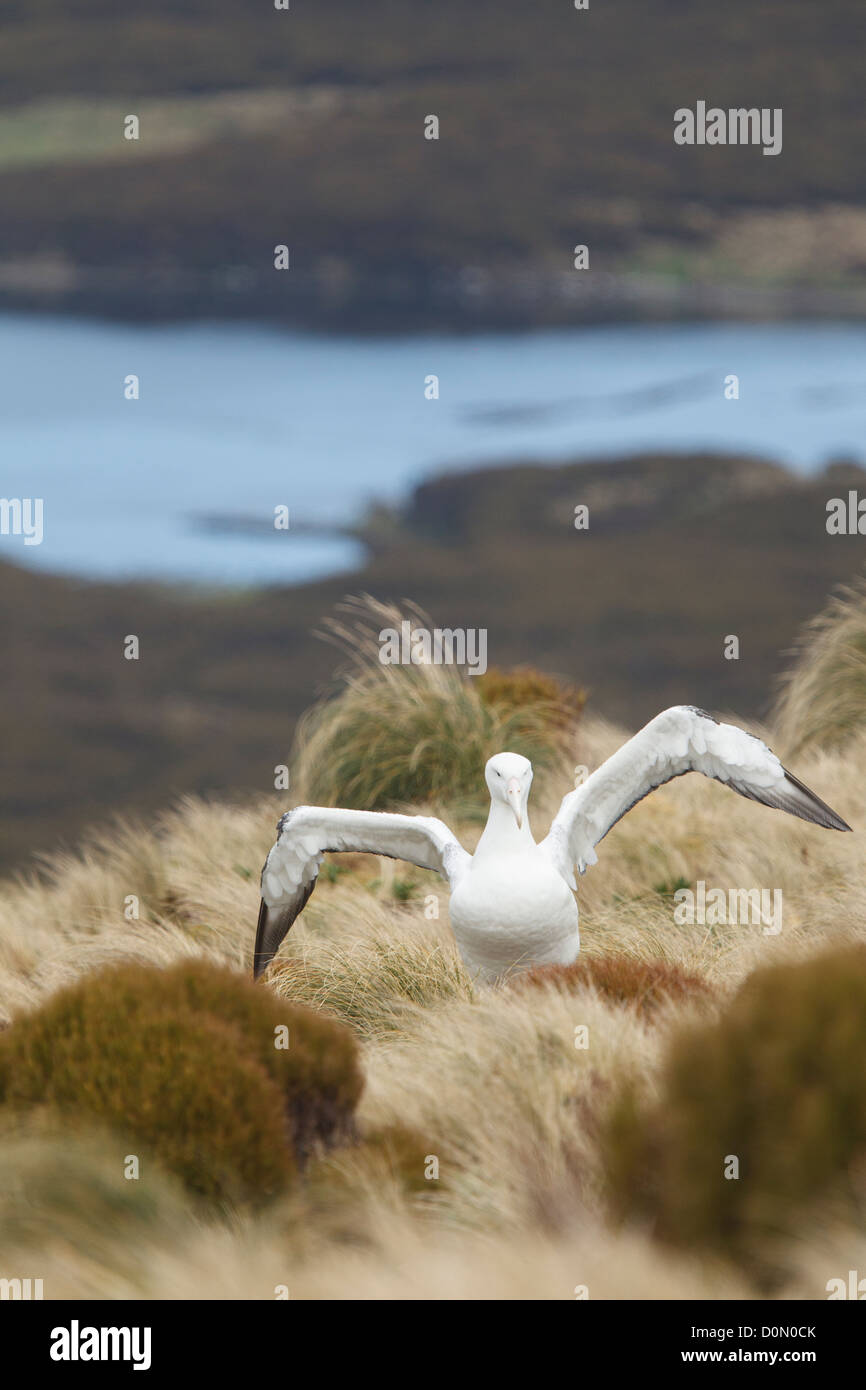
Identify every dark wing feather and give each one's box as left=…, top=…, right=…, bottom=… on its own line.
left=253, top=885, right=315, bottom=981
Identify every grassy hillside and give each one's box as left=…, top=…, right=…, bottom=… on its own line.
left=1, top=588, right=864, bottom=1298
left=2, top=450, right=865, bottom=878
left=1, top=0, right=865, bottom=324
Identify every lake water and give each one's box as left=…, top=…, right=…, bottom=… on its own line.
left=1, top=314, right=864, bottom=586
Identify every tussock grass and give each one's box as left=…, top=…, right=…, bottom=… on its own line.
left=292, top=596, right=582, bottom=813
left=271, top=930, right=473, bottom=1039
left=774, top=579, right=866, bottom=757
left=0, top=591, right=864, bottom=1295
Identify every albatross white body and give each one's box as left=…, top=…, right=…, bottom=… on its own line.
left=253, top=705, right=850, bottom=985
left=447, top=754, right=579, bottom=982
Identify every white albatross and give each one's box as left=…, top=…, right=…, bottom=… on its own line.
left=253, top=705, right=850, bottom=984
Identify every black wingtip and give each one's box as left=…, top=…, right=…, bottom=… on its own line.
left=783, top=769, right=853, bottom=833
left=253, top=898, right=271, bottom=981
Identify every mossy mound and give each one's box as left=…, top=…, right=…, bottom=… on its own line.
left=0, top=959, right=364, bottom=1205
left=603, top=945, right=866, bottom=1281
left=111, top=957, right=364, bottom=1160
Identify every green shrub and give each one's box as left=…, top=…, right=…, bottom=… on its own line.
left=515, top=953, right=712, bottom=1019
left=0, top=1007, right=290, bottom=1206
left=293, top=597, right=581, bottom=811
left=119, top=958, right=364, bottom=1161
left=603, top=945, right=866, bottom=1282
left=0, top=959, right=364, bottom=1204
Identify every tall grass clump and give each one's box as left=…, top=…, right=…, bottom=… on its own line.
left=774, top=578, right=866, bottom=756
left=604, top=944, right=866, bottom=1283
left=292, top=595, right=585, bottom=811
left=0, top=959, right=363, bottom=1205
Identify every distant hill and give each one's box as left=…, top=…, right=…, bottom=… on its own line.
left=2, top=449, right=865, bottom=876
left=0, top=0, right=864, bottom=325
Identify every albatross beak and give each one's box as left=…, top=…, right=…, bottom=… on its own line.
left=506, top=777, right=523, bottom=828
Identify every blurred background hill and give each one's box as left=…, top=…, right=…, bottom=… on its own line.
left=1, top=0, right=865, bottom=325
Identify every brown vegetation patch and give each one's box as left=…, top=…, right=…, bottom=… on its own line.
left=515, top=953, right=712, bottom=1019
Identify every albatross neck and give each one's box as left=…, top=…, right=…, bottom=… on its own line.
left=475, top=798, right=535, bottom=855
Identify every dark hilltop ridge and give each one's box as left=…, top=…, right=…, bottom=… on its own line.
left=2, top=449, right=865, bottom=876
left=1, top=0, right=865, bottom=327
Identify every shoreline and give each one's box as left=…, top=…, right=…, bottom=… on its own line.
left=2, top=263, right=865, bottom=332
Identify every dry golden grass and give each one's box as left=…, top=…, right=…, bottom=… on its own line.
left=774, top=578, right=866, bottom=757
left=1, top=588, right=865, bottom=1299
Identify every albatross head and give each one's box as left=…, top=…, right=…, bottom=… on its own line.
left=485, top=751, right=533, bottom=829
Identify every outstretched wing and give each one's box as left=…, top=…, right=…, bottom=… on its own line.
left=254, top=806, right=470, bottom=979
left=540, top=705, right=851, bottom=887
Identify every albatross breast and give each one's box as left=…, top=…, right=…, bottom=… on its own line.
left=448, top=845, right=580, bottom=983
